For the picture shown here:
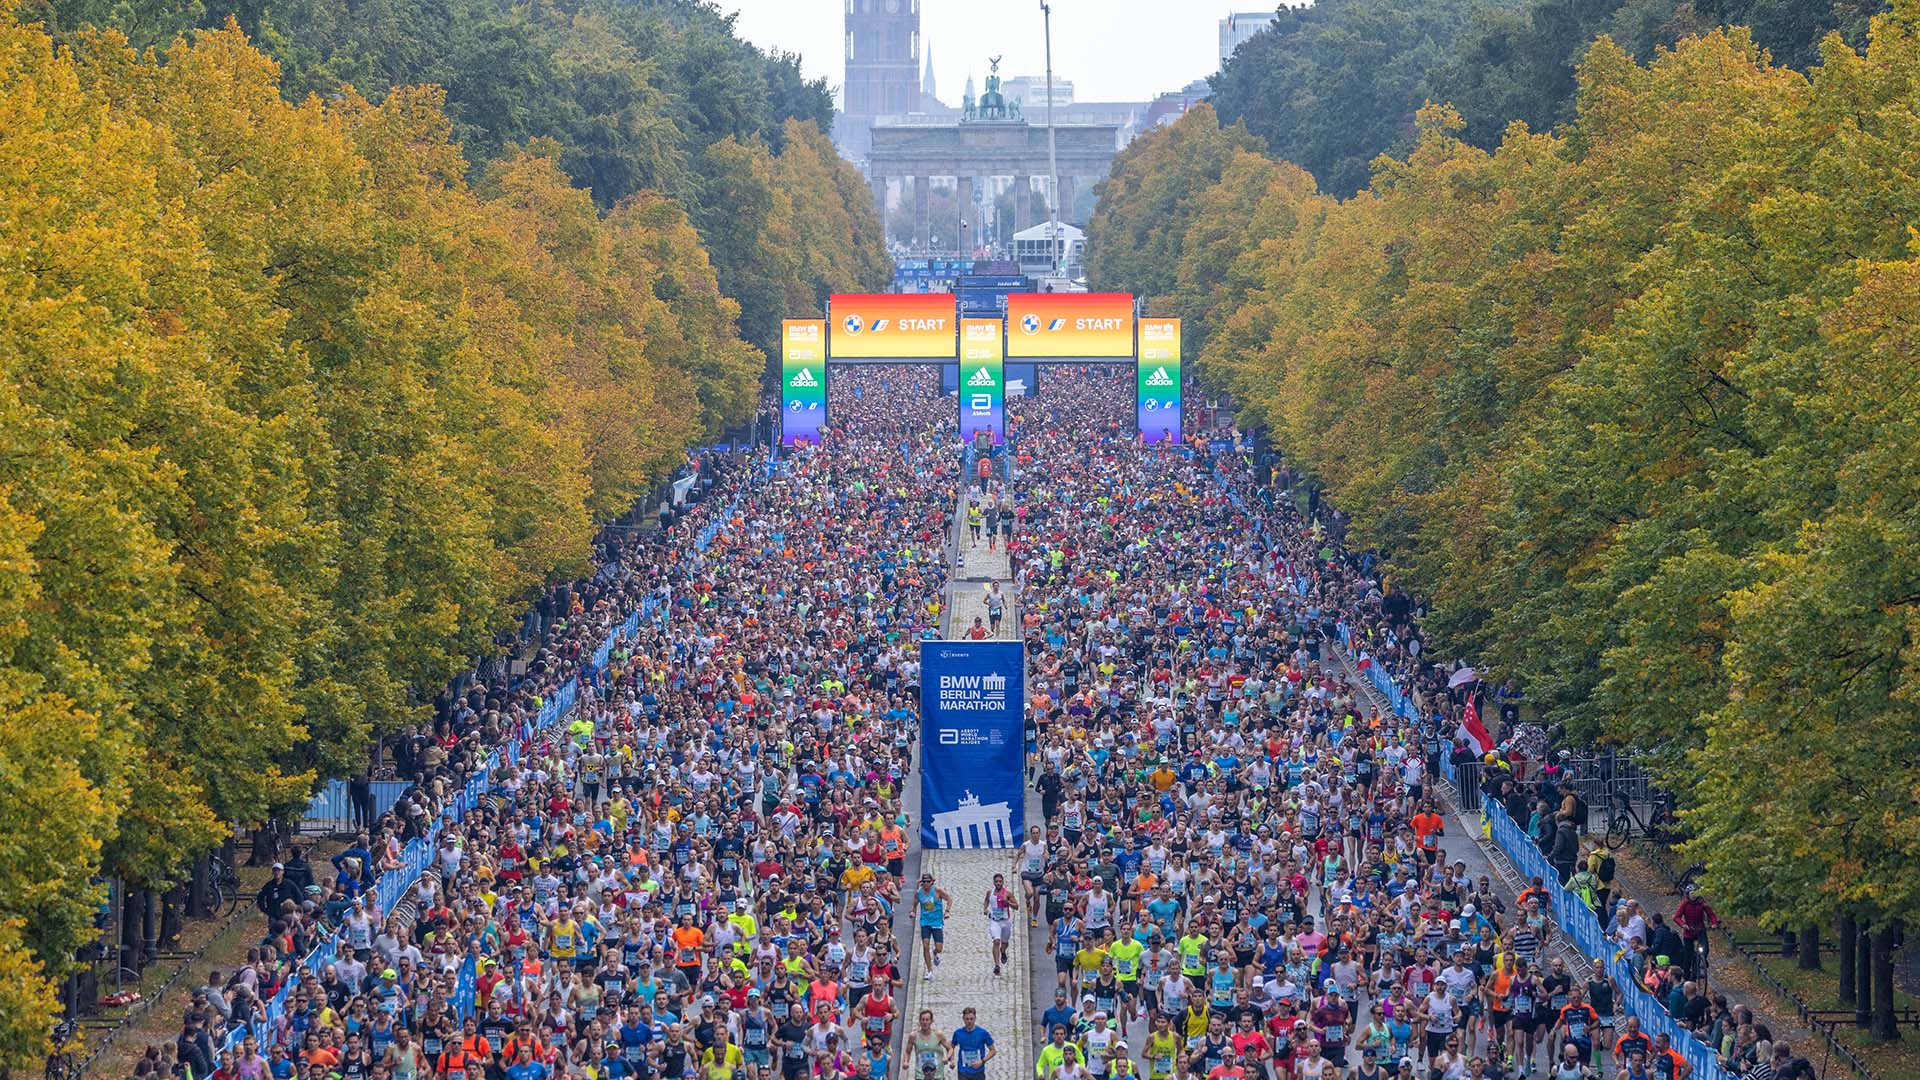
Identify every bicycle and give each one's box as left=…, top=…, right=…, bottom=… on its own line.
left=44, top=1018, right=79, bottom=1080
left=206, top=853, right=243, bottom=918
left=1603, top=790, right=1682, bottom=847
left=1675, top=861, right=1705, bottom=897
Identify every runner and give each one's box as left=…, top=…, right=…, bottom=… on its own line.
left=917, top=873, right=953, bottom=978
left=983, top=872, right=1020, bottom=977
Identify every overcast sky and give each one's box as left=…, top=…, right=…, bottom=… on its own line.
left=721, top=0, right=1275, bottom=105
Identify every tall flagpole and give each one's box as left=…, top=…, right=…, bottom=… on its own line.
left=1040, top=0, right=1061, bottom=279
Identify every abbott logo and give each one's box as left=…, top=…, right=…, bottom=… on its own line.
left=1144, top=367, right=1174, bottom=388
left=938, top=729, right=961, bottom=745
left=789, top=368, right=819, bottom=388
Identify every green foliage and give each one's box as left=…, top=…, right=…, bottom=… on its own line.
left=1089, top=0, right=1920, bottom=932
left=1210, top=0, right=1889, bottom=194
left=1209, top=0, right=1513, bottom=197
left=1085, top=105, right=1263, bottom=305
left=0, top=0, right=886, bottom=1057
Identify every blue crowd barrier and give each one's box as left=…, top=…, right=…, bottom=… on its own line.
left=300, top=780, right=412, bottom=832
left=1232, top=460, right=1730, bottom=1080
left=226, top=492, right=749, bottom=1054
left=1343, top=633, right=1732, bottom=1080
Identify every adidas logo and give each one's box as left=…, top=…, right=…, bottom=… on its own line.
left=789, top=368, right=819, bottom=388
left=1145, top=367, right=1174, bottom=388
left=967, top=367, right=997, bottom=387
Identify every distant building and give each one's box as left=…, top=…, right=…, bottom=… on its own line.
left=1145, top=79, right=1212, bottom=129
left=1002, top=75, right=1075, bottom=110
left=1220, top=10, right=1279, bottom=67
left=920, top=44, right=950, bottom=113
left=834, top=0, right=922, bottom=162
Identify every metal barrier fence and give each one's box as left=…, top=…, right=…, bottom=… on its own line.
left=1556, top=754, right=1655, bottom=820
left=1338, top=623, right=1733, bottom=1080
left=298, top=780, right=410, bottom=836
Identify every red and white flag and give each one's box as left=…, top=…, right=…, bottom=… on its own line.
left=1463, top=692, right=1494, bottom=754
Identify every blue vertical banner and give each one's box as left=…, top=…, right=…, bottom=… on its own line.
left=919, top=640, right=1026, bottom=848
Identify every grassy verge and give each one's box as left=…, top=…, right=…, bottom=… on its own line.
left=1733, top=931, right=1920, bottom=1080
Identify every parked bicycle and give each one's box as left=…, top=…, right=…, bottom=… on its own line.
left=44, top=1018, right=78, bottom=1080
left=1604, top=789, right=1683, bottom=846
left=206, top=852, right=242, bottom=918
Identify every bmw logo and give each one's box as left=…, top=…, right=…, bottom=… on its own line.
left=843, top=313, right=864, bottom=336
left=1020, top=313, right=1041, bottom=335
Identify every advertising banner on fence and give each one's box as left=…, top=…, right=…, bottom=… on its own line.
left=1006, top=292, right=1135, bottom=357
left=828, top=293, right=958, bottom=359
left=958, top=318, right=1005, bottom=445
left=1138, top=317, right=1183, bottom=444
left=919, top=640, right=1025, bottom=849
left=781, top=320, right=827, bottom=446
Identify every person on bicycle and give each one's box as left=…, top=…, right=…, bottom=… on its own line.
left=1672, top=895, right=1718, bottom=978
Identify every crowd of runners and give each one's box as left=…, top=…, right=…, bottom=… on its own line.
left=134, top=367, right=979, bottom=1080
left=999, top=370, right=1799, bottom=1080
left=123, top=363, right=1796, bottom=1080
left=1001, top=369, right=1721, bottom=1080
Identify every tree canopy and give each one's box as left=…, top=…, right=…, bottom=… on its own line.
left=1211, top=0, right=1890, bottom=196
left=0, top=0, right=884, bottom=1060
left=1094, top=0, right=1920, bottom=944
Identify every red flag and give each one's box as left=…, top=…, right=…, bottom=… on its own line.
left=1463, top=693, right=1494, bottom=754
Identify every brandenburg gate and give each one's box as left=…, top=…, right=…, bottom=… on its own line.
left=865, top=65, right=1121, bottom=251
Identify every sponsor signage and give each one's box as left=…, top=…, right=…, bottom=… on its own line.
left=919, top=640, right=1026, bottom=849
left=828, top=293, right=958, bottom=359
left=780, top=320, right=827, bottom=446
left=1137, top=317, right=1182, bottom=444
left=958, top=318, right=1005, bottom=445
left=1005, top=292, right=1135, bottom=358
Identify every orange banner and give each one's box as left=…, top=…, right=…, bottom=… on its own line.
left=828, top=294, right=958, bottom=359
left=1005, top=292, right=1135, bottom=358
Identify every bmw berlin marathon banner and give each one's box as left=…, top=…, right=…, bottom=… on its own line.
left=958, top=318, right=1005, bottom=445
left=919, top=640, right=1026, bottom=849
left=1138, top=317, right=1183, bottom=444
left=781, top=319, right=826, bottom=446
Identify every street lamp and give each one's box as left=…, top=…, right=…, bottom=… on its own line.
left=1040, top=0, right=1061, bottom=279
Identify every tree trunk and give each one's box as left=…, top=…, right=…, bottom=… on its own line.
left=1856, top=921, right=1872, bottom=1028
left=1839, top=914, right=1857, bottom=1003
left=160, top=884, right=184, bottom=947
left=140, top=886, right=159, bottom=968
left=1873, top=922, right=1900, bottom=1040
left=1799, top=923, right=1821, bottom=970
left=188, top=852, right=210, bottom=918
left=248, top=823, right=279, bottom=867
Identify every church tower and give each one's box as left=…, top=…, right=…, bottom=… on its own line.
left=836, top=0, right=921, bottom=163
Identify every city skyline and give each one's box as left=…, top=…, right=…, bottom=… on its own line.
left=722, top=0, right=1264, bottom=106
